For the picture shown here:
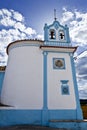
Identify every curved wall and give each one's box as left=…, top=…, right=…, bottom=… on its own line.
left=1, top=41, right=43, bottom=109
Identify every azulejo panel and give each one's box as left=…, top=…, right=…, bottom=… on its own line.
left=53, top=58, right=65, bottom=69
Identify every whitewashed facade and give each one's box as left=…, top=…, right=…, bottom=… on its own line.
left=0, top=20, right=84, bottom=128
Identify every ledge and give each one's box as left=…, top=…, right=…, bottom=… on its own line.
left=40, top=45, right=77, bottom=53
left=49, top=119, right=87, bottom=122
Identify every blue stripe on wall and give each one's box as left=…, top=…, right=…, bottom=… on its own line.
left=42, top=51, right=48, bottom=126
left=69, top=54, right=83, bottom=119
left=0, top=109, right=82, bottom=126
left=0, top=72, right=5, bottom=95
left=0, top=110, right=42, bottom=126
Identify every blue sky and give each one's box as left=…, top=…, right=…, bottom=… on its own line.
left=1, top=0, right=87, bottom=34
left=0, top=0, right=87, bottom=99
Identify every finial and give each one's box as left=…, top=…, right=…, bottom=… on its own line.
left=54, top=9, right=57, bottom=21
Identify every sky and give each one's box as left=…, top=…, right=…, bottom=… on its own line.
left=0, top=0, right=87, bottom=99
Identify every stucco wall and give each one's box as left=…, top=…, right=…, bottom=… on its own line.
left=47, top=52, right=76, bottom=109
left=1, top=42, right=76, bottom=110
left=1, top=45, right=43, bottom=109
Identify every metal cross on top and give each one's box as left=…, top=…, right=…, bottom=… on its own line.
left=54, top=9, right=57, bottom=21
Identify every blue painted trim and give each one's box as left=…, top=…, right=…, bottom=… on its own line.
left=0, top=110, right=42, bottom=126
left=65, top=25, right=71, bottom=43
left=44, top=20, right=71, bottom=44
left=42, top=51, right=48, bottom=126
left=44, top=23, right=48, bottom=41
left=60, top=80, right=70, bottom=95
left=0, top=109, right=84, bottom=127
left=49, top=109, right=80, bottom=120
left=60, top=80, right=69, bottom=84
left=47, top=21, right=64, bottom=30
left=70, top=54, right=83, bottom=119
left=0, top=72, right=5, bottom=95
left=43, top=51, right=48, bottom=109
left=44, top=41, right=72, bottom=47
left=53, top=58, right=65, bottom=69
left=63, top=25, right=70, bottom=43
left=61, top=85, right=69, bottom=95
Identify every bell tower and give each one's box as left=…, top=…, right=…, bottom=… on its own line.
left=44, top=20, right=70, bottom=46
left=40, top=16, right=83, bottom=122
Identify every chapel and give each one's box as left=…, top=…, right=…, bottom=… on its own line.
left=0, top=17, right=87, bottom=130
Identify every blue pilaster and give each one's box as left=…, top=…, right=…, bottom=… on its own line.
left=69, top=53, right=83, bottom=119
left=44, top=24, right=48, bottom=41
left=0, top=71, right=5, bottom=95
left=65, top=25, right=71, bottom=43
left=42, top=51, right=48, bottom=126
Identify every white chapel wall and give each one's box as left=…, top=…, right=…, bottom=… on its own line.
left=1, top=45, right=43, bottom=109
left=47, top=52, right=76, bottom=109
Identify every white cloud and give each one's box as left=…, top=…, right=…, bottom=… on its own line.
left=78, top=83, right=87, bottom=99
left=61, top=8, right=87, bottom=46
left=0, top=9, right=14, bottom=27
left=0, top=40, right=7, bottom=66
left=14, top=22, right=26, bottom=31
left=37, top=34, right=44, bottom=40
left=2, top=8, right=12, bottom=17
left=61, top=7, right=74, bottom=23
left=75, top=55, right=87, bottom=99
left=0, top=17, right=16, bottom=27
left=24, top=27, right=36, bottom=35
left=61, top=8, right=87, bottom=99
left=12, top=10, right=24, bottom=22
left=0, top=8, right=41, bottom=66
left=76, top=50, right=87, bottom=60
left=0, top=9, right=25, bottom=29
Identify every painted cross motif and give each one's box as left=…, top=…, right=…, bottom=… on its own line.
left=60, top=32, right=65, bottom=40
